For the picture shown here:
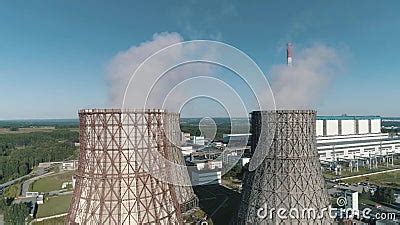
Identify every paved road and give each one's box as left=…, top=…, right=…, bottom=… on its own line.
left=33, top=213, right=68, bottom=223
left=0, top=174, right=30, bottom=192
left=47, top=190, right=72, bottom=196
left=21, top=171, right=55, bottom=196
left=210, top=196, right=228, bottom=217
left=0, top=167, right=48, bottom=193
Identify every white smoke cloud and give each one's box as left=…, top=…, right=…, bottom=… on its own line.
left=106, top=32, right=342, bottom=114
left=106, top=32, right=184, bottom=107
left=106, top=32, right=219, bottom=110
left=269, top=44, right=342, bottom=109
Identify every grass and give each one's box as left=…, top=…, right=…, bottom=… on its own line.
left=323, top=172, right=338, bottom=180
left=36, top=194, right=72, bottom=218
left=184, top=209, right=213, bottom=224
left=221, top=179, right=242, bottom=192
left=323, top=165, right=400, bottom=181
left=359, top=198, right=377, bottom=206
left=4, top=183, right=21, bottom=198
left=344, top=170, right=400, bottom=187
left=30, top=171, right=74, bottom=192
left=33, top=216, right=66, bottom=225
left=68, top=128, right=79, bottom=132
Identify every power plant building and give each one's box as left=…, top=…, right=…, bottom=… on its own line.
left=282, top=44, right=400, bottom=162
left=316, top=116, right=400, bottom=162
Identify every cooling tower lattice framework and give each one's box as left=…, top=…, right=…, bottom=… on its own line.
left=67, top=109, right=196, bottom=224
left=238, top=110, right=332, bottom=224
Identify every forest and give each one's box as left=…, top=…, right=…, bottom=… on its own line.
left=0, top=129, right=78, bottom=184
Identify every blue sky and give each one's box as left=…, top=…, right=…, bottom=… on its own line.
left=0, top=0, right=399, bottom=119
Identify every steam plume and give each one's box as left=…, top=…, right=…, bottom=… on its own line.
left=269, top=44, right=342, bottom=109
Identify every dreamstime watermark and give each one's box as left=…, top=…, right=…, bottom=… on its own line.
left=333, top=196, right=396, bottom=221
left=256, top=197, right=396, bottom=221
left=336, top=196, right=347, bottom=207
left=257, top=205, right=334, bottom=220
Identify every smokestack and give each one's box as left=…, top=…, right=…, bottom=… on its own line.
left=287, top=43, right=293, bottom=66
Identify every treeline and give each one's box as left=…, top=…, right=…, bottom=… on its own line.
left=360, top=186, right=396, bottom=204
left=0, top=119, right=78, bottom=128
left=180, top=124, right=231, bottom=140
left=180, top=118, right=250, bottom=141
left=0, top=129, right=78, bottom=183
left=222, top=163, right=246, bottom=180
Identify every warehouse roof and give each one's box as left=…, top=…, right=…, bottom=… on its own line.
left=317, top=115, right=381, bottom=120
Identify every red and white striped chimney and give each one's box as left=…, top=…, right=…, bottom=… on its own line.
left=287, top=43, right=292, bottom=66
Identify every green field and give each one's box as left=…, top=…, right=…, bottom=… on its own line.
left=359, top=198, right=377, bottom=206
left=0, top=127, right=55, bottom=134
left=36, top=194, right=72, bottom=218
left=30, top=171, right=74, bottom=192
left=323, top=165, right=400, bottom=181
left=344, top=170, right=400, bottom=187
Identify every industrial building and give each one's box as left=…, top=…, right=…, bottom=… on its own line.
left=62, top=160, right=78, bottom=171
left=316, top=116, right=400, bottom=162
left=281, top=45, right=400, bottom=162
left=190, top=136, right=205, bottom=145
left=238, top=110, right=332, bottom=224
left=188, top=159, right=223, bottom=185
left=67, top=109, right=197, bottom=224
left=222, top=133, right=251, bottom=144
left=344, top=190, right=359, bottom=212
left=181, top=145, right=196, bottom=156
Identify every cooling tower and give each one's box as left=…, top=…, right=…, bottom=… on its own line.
left=238, top=110, right=332, bottom=224
left=164, top=112, right=199, bottom=212
left=67, top=109, right=197, bottom=224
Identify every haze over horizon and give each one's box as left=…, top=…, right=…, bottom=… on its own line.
left=1, top=1, right=400, bottom=119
